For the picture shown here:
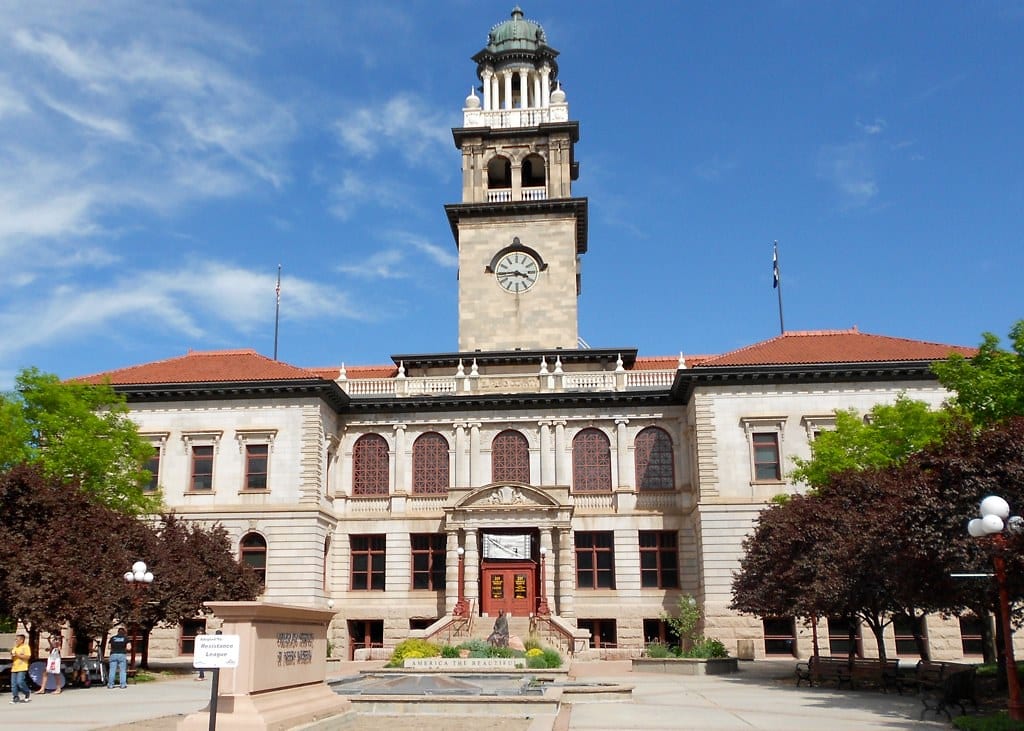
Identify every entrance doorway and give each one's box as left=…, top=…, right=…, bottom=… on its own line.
left=481, top=561, right=535, bottom=616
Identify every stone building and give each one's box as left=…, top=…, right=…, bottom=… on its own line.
left=81, top=8, right=980, bottom=662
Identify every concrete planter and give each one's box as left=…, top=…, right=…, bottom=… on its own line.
left=632, top=657, right=739, bottom=675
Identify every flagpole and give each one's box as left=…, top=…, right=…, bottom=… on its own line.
left=273, top=264, right=281, bottom=360
left=773, top=241, right=785, bottom=335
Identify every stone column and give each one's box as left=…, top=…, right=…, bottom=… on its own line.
left=540, top=527, right=554, bottom=612
left=454, top=422, right=468, bottom=488
left=469, top=422, right=482, bottom=487
left=465, top=527, right=480, bottom=614
left=503, top=71, right=513, bottom=110
left=491, top=75, right=500, bottom=112
left=481, top=68, right=493, bottom=111
left=556, top=528, right=575, bottom=618
left=445, top=530, right=460, bottom=614
left=539, top=420, right=553, bottom=485
left=614, top=418, right=630, bottom=491
left=393, top=423, right=407, bottom=494
left=518, top=69, right=529, bottom=108
left=553, top=420, right=567, bottom=486
left=540, top=64, right=551, bottom=106
left=532, top=72, right=541, bottom=109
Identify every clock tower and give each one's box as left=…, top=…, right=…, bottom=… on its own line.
left=445, top=7, right=588, bottom=353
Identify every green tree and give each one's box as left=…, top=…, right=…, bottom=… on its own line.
left=0, top=367, right=158, bottom=514
left=789, top=394, right=948, bottom=489
left=933, top=320, right=1024, bottom=426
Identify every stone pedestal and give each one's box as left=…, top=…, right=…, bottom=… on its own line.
left=179, top=602, right=351, bottom=731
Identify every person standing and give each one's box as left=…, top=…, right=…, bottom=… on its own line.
left=38, top=634, right=63, bottom=695
left=106, top=628, right=130, bottom=689
left=9, top=633, right=33, bottom=703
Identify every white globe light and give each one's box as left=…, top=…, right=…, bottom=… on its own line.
left=980, top=496, right=1011, bottom=520
left=132, top=561, right=148, bottom=574
left=143, top=572, right=154, bottom=583
left=981, top=514, right=1005, bottom=534
left=968, top=518, right=987, bottom=538
left=134, top=571, right=146, bottom=581
left=124, top=571, right=135, bottom=582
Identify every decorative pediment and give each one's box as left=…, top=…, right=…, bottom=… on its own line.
left=457, top=483, right=559, bottom=510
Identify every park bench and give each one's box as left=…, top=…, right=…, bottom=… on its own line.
left=795, top=655, right=901, bottom=692
left=914, top=661, right=977, bottom=720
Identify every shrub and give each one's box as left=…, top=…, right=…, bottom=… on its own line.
left=486, top=645, right=517, bottom=658
left=526, top=654, right=548, bottom=669
left=541, top=648, right=562, bottom=668
left=953, top=712, right=1024, bottom=731
left=681, top=637, right=729, bottom=659
left=524, top=636, right=543, bottom=652
left=458, top=638, right=491, bottom=657
left=441, top=645, right=461, bottom=658
left=387, top=638, right=441, bottom=667
left=525, top=647, right=544, bottom=658
left=645, top=641, right=674, bottom=659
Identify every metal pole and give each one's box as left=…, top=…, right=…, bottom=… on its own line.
left=129, top=586, right=138, bottom=670
left=208, top=667, right=220, bottom=731
left=453, top=549, right=468, bottom=617
left=273, top=264, right=281, bottom=360
left=773, top=241, right=785, bottom=335
left=992, top=541, right=1023, bottom=720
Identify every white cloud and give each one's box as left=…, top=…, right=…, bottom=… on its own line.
left=388, top=231, right=458, bottom=268
left=327, top=170, right=420, bottom=220
left=0, top=261, right=363, bottom=364
left=334, top=93, right=452, bottom=165
left=817, top=142, right=878, bottom=209
left=338, top=250, right=409, bottom=279
left=856, top=118, right=886, bottom=135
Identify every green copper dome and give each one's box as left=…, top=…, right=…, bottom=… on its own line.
left=486, top=6, right=547, bottom=53
left=473, top=7, right=559, bottom=80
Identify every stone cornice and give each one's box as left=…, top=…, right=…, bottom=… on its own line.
left=671, top=360, right=940, bottom=403
left=346, top=388, right=673, bottom=415
left=451, top=120, right=579, bottom=147
left=444, top=197, right=588, bottom=253
left=389, top=347, right=637, bottom=370
left=112, top=379, right=350, bottom=412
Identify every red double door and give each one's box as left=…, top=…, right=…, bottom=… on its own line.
left=481, top=561, right=536, bottom=616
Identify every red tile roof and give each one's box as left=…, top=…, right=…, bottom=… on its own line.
left=697, top=328, right=976, bottom=367
left=75, top=349, right=324, bottom=385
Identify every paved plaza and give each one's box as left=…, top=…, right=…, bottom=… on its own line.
left=0, top=660, right=952, bottom=730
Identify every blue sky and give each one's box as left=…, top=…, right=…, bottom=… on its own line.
left=1, top=1, right=1021, bottom=387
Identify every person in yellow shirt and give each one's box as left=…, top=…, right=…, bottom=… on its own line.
left=10, top=633, right=33, bottom=703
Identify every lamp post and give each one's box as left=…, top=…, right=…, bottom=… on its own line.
left=536, top=546, right=551, bottom=616
left=453, top=547, right=469, bottom=618
left=123, top=560, right=154, bottom=670
left=968, top=495, right=1023, bottom=721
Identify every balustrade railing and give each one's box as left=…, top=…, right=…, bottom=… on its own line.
left=338, top=370, right=678, bottom=398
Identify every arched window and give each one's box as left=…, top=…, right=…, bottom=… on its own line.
left=572, top=428, right=611, bottom=493
left=240, top=532, right=267, bottom=586
left=412, top=432, right=449, bottom=495
left=522, top=154, right=546, bottom=187
left=491, top=430, right=529, bottom=483
left=352, top=434, right=389, bottom=496
left=635, top=427, right=675, bottom=491
left=487, top=156, right=512, bottom=189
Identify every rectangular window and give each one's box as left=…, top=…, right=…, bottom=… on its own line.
left=752, top=432, right=781, bottom=481
left=763, top=617, right=796, bottom=656
left=245, top=444, right=269, bottom=490
left=190, top=445, right=214, bottom=491
left=639, top=531, right=679, bottom=588
left=643, top=618, right=679, bottom=647
left=144, top=451, right=160, bottom=493
left=827, top=616, right=861, bottom=657
left=410, top=533, right=446, bottom=590
left=575, top=531, right=615, bottom=589
left=893, top=615, right=923, bottom=656
left=351, top=535, right=386, bottom=591
left=578, top=618, right=617, bottom=649
left=179, top=618, right=206, bottom=655
left=960, top=615, right=985, bottom=656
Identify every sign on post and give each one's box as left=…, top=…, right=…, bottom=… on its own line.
left=193, top=634, right=241, bottom=669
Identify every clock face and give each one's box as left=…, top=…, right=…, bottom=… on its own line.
left=494, top=251, right=540, bottom=293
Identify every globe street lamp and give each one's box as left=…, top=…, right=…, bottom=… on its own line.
left=123, top=560, right=154, bottom=670
left=968, top=496, right=1023, bottom=721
